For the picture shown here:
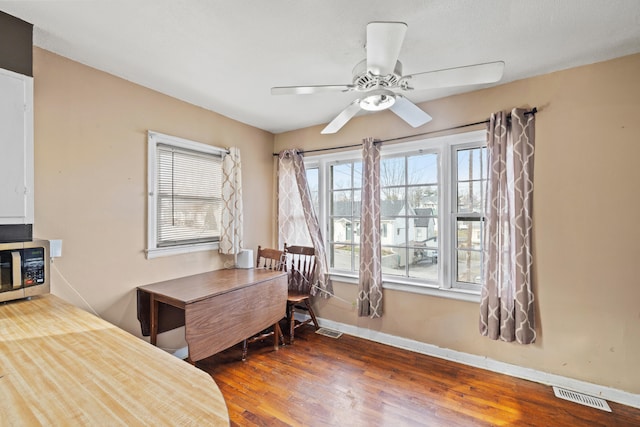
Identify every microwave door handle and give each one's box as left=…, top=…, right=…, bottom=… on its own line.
left=11, top=251, right=22, bottom=289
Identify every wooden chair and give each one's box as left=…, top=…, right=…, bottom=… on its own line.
left=241, top=245, right=287, bottom=361
left=256, top=245, right=287, bottom=271
left=283, top=243, right=320, bottom=344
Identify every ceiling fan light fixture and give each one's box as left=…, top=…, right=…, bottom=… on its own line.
left=359, top=89, right=396, bottom=111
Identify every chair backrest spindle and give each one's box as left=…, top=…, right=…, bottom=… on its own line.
left=283, top=243, right=316, bottom=294
left=256, top=245, right=286, bottom=272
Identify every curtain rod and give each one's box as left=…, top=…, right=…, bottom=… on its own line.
left=272, top=107, right=537, bottom=156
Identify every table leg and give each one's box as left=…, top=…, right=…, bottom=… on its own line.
left=241, top=339, right=248, bottom=361
left=274, top=323, right=281, bottom=351
left=150, top=294, right=158, bottom=346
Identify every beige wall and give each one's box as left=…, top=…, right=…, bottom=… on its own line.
left=33, top=48, right=275, bottom=350
left=32, top=46, right=640, bottom=395
left=275, top=53, right=640, bottom=394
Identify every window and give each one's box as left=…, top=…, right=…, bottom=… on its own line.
left=328, top=160, right=362, bottom=272
left=380, top=151, right=439, bottom=282
left=453, top=145, right=487, bottom=290
left=147, top=131, right=227, bottom=258
left=304, top=130, right=486, bottom=299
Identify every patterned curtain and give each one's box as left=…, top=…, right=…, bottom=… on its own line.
left=358, top=138, right=383, bottom=318
left=278, top=149, right=332, bottom=297
left=480, top=108, right=536, bottom=343
left=219, top=147, right=243, bottom=255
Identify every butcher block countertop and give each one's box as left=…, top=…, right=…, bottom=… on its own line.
left=0, top=294, right=229, bottom=426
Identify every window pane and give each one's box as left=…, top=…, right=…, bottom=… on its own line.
left=408, top=249, right=438, bottom=281
left=353, top=189, right=361, bottom=206
left=330, top=243, right=348, bottom=270
left=380, top=157, right=405, bottom=187
left=353, top=219, right=361, bottom=244
left=380, top=193, right=405, bottom=216
left=408, top=153, right=438, bottom=184
left=457, top=181, right=483, bottom=212
left=381, top=246, right=439, bottom=282
left=353, top=162, right=362, bottom=189
left=457, top=147, right=484, bottom=181
left=410, top=217, right=438, bottom=246
left=331, top=191, right=352, bottom=215
left=331, top=217, right=352, bottom=243
left=382, top=217, right=407, bottom=245
left=306, top=167, right=319, bottom=215
left=354, top=248, right=360, bottom=272
left=456, top=250, right=482, bottom=284
left=330, top=243, right=359, bottom=271
left=331, top=163, right=352, bottom=190
left=481, top=147, right=488, bottom=179
left=408, top=185, right=438, bottom=212
left=380, top=217, right=402, bottom=245
left=456, top=219, right=483, bottom=251
left=381, top=246, right=405, bottom=277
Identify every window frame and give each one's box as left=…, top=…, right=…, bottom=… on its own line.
left=146, top=131, right=227, bottom=259
left=303, top=130, right=485, bottom=302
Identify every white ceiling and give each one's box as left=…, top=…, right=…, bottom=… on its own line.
left=1, top=1, right=640, bottom=134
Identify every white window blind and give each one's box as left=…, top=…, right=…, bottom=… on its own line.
left=156, top=143, right=223, bottom=247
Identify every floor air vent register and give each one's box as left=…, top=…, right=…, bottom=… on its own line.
left=315, top=328, right=343, bottom=339
left=552, top=386, right=611, bottom=412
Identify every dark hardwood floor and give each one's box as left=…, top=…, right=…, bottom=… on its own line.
left=196, top=324, right=640, bottom=426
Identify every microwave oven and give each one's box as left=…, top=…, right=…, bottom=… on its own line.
left=0, top=239, right=50, bottom=303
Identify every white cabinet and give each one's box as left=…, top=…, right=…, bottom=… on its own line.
left=0, top=67, right=33, bottom=224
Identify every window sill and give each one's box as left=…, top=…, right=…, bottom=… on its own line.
left=146, top=242, right=219, bottom=259
left=329, top=272, right=481, bottom=303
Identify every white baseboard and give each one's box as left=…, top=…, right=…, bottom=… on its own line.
left=309, top=316, right=640, bottom=410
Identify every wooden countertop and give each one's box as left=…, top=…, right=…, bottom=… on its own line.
left=0, top=294, right=229, bottom=426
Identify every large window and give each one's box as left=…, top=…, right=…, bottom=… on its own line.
left=304, top=130, right=486, bottom=298
left=147, top=131, right=226, bottom=258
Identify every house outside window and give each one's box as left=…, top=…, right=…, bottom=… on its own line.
left=146, top=131, right=227, bottom=259
left=304, top=130, right=486, bottom=300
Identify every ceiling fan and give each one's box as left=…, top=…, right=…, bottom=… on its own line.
left=271, top=21, right=505, bottom=134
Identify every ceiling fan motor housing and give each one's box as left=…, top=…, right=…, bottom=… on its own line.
left=352, top=59, right=403, bottom=91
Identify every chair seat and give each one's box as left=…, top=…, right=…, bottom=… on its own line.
left=286, top=291, right=319, bottom=344
left=287, top=291, right=310, bottom=303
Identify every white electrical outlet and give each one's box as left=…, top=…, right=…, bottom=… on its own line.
left=50, top=239, right=63, bottom=258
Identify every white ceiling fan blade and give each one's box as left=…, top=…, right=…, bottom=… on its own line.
left=366, top=21, right=407, bottom=76
left=389, top=96, right=432, bottom=128
left=402, top=61, right=505, bottom=90
left=321, top=101, right=361, bottom=134
left=271, top=84, right=354, bottom=95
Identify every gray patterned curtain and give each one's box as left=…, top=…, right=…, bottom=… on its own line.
left=358, top=138, right=383, bottom=318
left=278, top=149, right=332, bottom=297
left=480, top=108, right=536, bottom=343
left=219, top=147, right=243, bottom=255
